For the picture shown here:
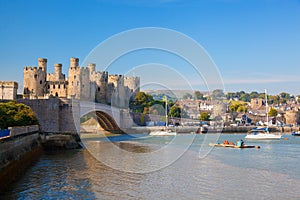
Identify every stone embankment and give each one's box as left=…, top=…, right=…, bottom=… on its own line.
left=41, top=132, right=81, bottom=150
left=0, top=125, right=42, bottom=191
left=0, top=125, right=81, bottom=192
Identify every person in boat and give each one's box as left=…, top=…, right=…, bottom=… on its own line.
left=236, top=139, right=244, bottom=147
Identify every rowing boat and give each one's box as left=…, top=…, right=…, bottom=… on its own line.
left=209, top=143, right=260, bottom=149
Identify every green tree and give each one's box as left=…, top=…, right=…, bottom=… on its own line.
left=130, top=92, right=154, bottom=113
left=194, top=91, right=204, bottom=100
left=237, top=105, right=247, bottom=113
left=211, top=89, right=225, bottom=100
left=168, top=106, right=187, bottom=118
left=182, top=93, right=193, bottom=100
left=258, top=93, right=266, bottom=99
left=268, top=107, right=278, bottom=117
left=279, top=92, right=290, bottom=99
left=249, top=91, right=258, bottom=99
left=240, top=93, right=250, bottom=102
left=268, top=95, right=280, bottom=105
left=229, top=101, right=247, bottom=113
left=199, top=112, right=210, bottom=121
left=0, top=101, right=38, bottom=129
left=226, top=92, right=236, bottom=100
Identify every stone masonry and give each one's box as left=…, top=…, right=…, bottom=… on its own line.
left=0, top=81, right=18, bottom=100
left=23, top=58, right=140, bottom=106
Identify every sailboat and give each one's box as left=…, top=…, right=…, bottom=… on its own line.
left=149, top=96, right=177, bottom=136
left=245, top=89, right=282, bottom=140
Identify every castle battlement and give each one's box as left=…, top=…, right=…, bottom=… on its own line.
left=24, top=66, right=38, bottom=71
left=23, top=57, right=140, bottom=104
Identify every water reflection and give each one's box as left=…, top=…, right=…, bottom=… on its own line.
left=2, top=134, right=300, bottom=199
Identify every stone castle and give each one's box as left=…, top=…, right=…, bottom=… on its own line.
left=23, top=58, right=140, bottom=106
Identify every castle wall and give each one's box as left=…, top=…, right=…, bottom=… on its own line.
left=23, top=57, right=140, bottom=104
left=124, top=76, right=140, bottom=94
left=47, top=81, right=68, bottom=98
left=93, top=71, right=108, bottom=103
left=251, top=98, right=265, bottom=109
left=80, top=67, right=90, bottom=101
left=47, top=63, right=65, bottom=82
left=0, top=81, right=18, bottom=100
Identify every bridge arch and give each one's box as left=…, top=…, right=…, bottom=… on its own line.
left=94, top=111, right=120, bottom=131
left=79, top=101, right=123, bottom=132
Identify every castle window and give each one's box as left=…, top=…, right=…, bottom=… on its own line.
left=64, top=84, right=66, bottom=89
left=55, top=92, right=58, bottom=97
left=58, top=84, right=60, bottom=89
left=40, top=80, right=42, bottom=84
left=53, top=85, right=55, bottom=89
left=47, top=85, right=50, bottom=89
left=74, top=75, right=76, bottom=79
left=98, top=87, right=101, bottom=92
left=34, top=74, right=37, bottom=79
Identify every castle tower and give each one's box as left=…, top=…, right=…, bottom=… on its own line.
left=23, top=58, right=47, bottom=99
left=68, top=58, right=81, bottom=99
left=70, top=57, right=79, bottom=68
left=36, top=58, right=47, bottom=97
left=38, top=58, right=47, bottom=73
left=88, top=63, right=96, bottom=73
left=54, top=63, right=62, bottom=79
left=53, top=63, right=65, bottom=81
left=93, top=71, right=108, bottom=103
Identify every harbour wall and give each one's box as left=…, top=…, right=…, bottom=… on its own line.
left=0, top=125, right=42, bottom=192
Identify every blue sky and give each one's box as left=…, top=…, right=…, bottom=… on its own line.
left=0, top=0, right=299, bottom=94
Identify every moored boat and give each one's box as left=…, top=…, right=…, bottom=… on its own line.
left=245, top=127, right=282, bottom=140
left=149, top=96, right=177, bottom=136
left=245, top=90, right=282, bottom=140
left=150, top=130, right=177, bottom=136
left=292, top=131, right=300, bottom=136
left=209, top=143, right=260, bottom=149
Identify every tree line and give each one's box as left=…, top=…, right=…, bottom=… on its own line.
left=182, top=90, right=299, bottom=104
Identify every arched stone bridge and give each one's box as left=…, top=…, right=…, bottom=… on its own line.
left=17, top=98, right=133, bottom=133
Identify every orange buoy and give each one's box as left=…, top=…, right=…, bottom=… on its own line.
left=284, top=138, right=289, bottom=140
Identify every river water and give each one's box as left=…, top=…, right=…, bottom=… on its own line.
left=2, top=134, right=300, bottom=199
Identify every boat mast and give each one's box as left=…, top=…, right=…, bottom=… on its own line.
left=265, top=89, right=269, bottom=130
left=165, top=96, right=168, bottom=128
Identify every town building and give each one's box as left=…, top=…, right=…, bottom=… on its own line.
left=23, top=58, right=140, bottom=106
left=0, top=81, right=18, bottom=100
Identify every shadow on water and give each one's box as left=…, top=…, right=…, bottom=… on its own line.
left=1, top=149, right=97, bottom=199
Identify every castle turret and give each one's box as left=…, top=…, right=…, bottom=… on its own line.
left=38, top=58, right=47, bottom=73
left=68, top=58, right=81, bottom=99
left=54, top=63, right=64, bottom=81
left=70, top=57, right=79, bottom=68
left=88, top=63, right=96, bottom=73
